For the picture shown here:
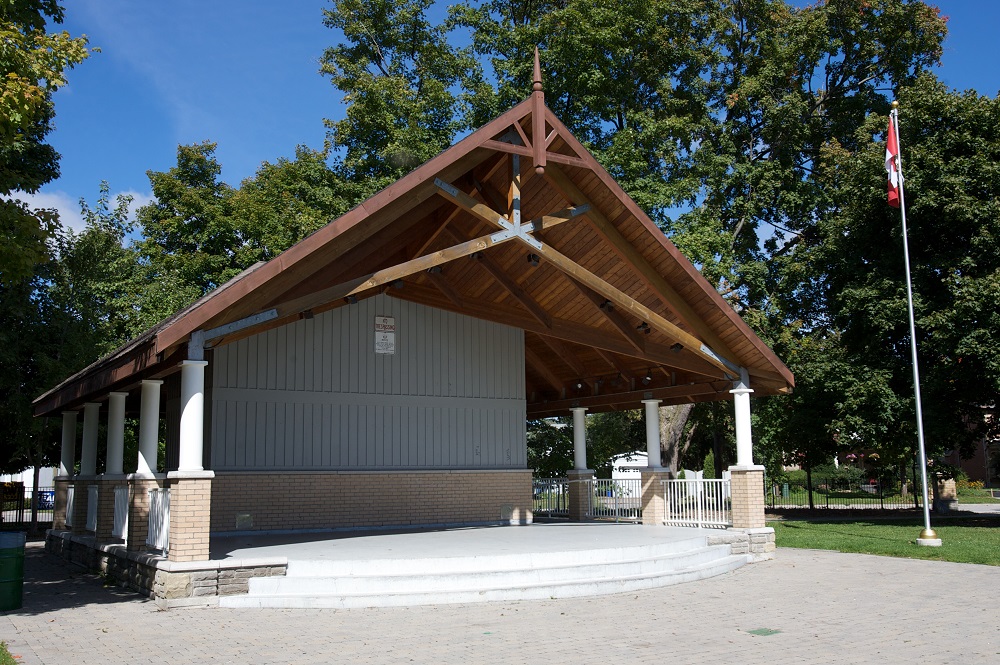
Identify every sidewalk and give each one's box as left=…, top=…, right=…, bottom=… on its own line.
left=2, top=542, right=995, bottom=664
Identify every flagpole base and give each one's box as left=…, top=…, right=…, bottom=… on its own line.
left=917, top=528, right=942, bottom=547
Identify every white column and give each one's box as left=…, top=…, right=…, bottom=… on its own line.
left=80, top=402, right=101, bottom=476
left=137, top=379, right=163, bottom=476
left=178, top=360, right=208, bottom=472
left=730, top=369, right=755, bottom=467
left=59, top=411, right=78, bottom=477
left=105, top=392, right=128, bottom=475
left=571, top=407, right=588, bottom=470
left=643, top=399, right=662, bottom=468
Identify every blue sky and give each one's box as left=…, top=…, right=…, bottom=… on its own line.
left=26, top=0, right=1000, bottom=231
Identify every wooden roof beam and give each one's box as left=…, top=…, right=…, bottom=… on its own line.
left=543, top=163, right=740, bottom=367
left=424, top=269, right=465, bottom=308
left=535, top=242, right=732, bottom=377
left=475, top=253, right=551, bottom=329
left=389, top=283, right=721, bottom=378
left=525, top=346, right=565, bottom=392
left=537, top=335, right=592, bottom=385
left=568, top=278, right=647, bottom=354
left=527, top=380, right=732, bottom=418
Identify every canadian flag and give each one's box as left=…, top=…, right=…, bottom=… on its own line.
left=886, top=115, right=902, bottom=208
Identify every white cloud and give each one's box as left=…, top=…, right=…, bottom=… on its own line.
left=11, top=190, right=85, bottom=233
left=118, top=190, right=157, bottom=221
left=11, top=189, right=156, bottom=236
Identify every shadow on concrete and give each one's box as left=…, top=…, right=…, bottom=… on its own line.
left=3, top=543, right=155, bottom=617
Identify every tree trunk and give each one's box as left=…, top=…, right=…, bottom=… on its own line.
left=658, top=403, right=695, bottom=471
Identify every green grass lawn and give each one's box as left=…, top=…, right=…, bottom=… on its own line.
left=957, top=488, right=1000, bottom=504
left=770, top=516, right=1000, bottom=566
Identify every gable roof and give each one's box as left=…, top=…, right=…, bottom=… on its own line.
left=34, top=78, right=792, bottom=418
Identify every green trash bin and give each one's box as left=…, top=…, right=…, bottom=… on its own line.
left=0, top=531, right=26, bottom=611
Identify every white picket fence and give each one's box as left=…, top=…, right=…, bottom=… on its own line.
left=85, top=485, right=98, bottom=532
left=112, top=485, right=129, bottom=539
left=64, top=485, right=75, bottom=527
left=586, top=478, right=642, bottom=522
left=661, top=479, right=731, bottom=528
left=147, top=488, right=170, bottom=553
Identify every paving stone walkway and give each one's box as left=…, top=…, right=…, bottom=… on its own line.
left=2, top=542, right=995, bottom=664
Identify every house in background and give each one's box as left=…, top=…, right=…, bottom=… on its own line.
left=33, top=56, right=793, bottom=604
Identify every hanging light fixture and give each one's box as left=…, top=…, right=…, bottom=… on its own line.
left=526, top=253, right=540, bottom=266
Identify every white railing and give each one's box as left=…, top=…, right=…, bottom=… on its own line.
left=587, top=478, right=642, bottom=522
left=86, top=484, right=98, bottom=532
left=65, top=485, right=75, bottom=527
left=661, top=479, right=731, bottom=528
left=146, top=488, right=170, bottom=553
left=533, top=478, right=569, bottom=517
left=112, top=485, right=129, bottom=539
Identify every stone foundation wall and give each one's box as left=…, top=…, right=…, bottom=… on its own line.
left=46, top=530, right=287, bottom=609
left=707, top=527, right=776, bottom=562
left=210, top=469, right=533, bottom=533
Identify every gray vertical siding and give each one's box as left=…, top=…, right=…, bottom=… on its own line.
left=210, top=294, right=526, bottom=471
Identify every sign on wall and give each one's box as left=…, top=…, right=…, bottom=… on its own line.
left=374, top=315, right=396, bottom=354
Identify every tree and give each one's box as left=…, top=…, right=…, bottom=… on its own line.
left=0, top=187, right=137, bottom=479
left=1, top=0, right=92, bottom=284
left=136, top=142, right=239, bottom=304
left=774, top=74, right=1000, bottom=466
left=320, top=0, right=484, bottom=183
left=231, top=145, right=371, bottom=263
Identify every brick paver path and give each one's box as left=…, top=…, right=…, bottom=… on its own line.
left=2, top=543, right=995, bottom=664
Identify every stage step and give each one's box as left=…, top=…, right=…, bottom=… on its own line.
left=220, top=535, right=746, bottom=609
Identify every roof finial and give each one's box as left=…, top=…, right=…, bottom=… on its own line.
left=532, top=47, right=543, bottom=93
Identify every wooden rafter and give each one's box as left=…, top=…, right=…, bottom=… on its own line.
left=388, top=282, right=721, bottom=378
left=476, top=254, right=551, bottom=329
left=537, top=335, right=590, bottom=383
left=424, top=270, right=465, bottom=307
left=569, top=278, right=646, bottom=354
left=435, top=174, right=732, bottom=376
left=527, top=380, right=732, bottom=417
left=271, top=201, right=587, bottom=318
left=543, top=163, right=740, bottom=366
left=525, top=346, right=564, bottom=392
left=535, top=242, right=731, bottom=376
left=481, top=140, right=588, bottom=169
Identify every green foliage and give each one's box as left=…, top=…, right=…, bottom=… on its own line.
left=0, top=0, right=93, bottom=284
left=702, top=450, right=715, bottom=479
left=771, top=74, right=1000, bottom=465
left=526, top=418, right=572, bottom=477
left=527, top=412, right=646, bottom=478
left=587, top=410, right=646, bottom=478
left=320, top=0, right=484, bottom=182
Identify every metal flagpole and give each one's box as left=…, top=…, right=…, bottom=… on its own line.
left=890, top=100, right=940, bottom=546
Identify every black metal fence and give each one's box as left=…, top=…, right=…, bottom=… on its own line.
left=766, top=475, right=924, bottom=510
left=1, top=486, right=55, bottom=525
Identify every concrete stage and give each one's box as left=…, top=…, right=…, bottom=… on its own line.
left=209, top=522, right=751, bottom=609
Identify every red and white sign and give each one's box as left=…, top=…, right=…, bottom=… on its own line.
left=374, top=316, right=396, bottom=354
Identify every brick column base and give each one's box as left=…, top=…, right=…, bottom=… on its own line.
left=566, top=469, right=594, bottom=522
left=71, top=477, right=95, bottom=534
left=729, top=466, right=766, bottom=529
left=127, top=476, right=165, bottom=551
left=640, top=468, right=673, bottom=525
left=53, top=478, right=70, bottom=530
left=167, top=472, right=214, bottom=562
